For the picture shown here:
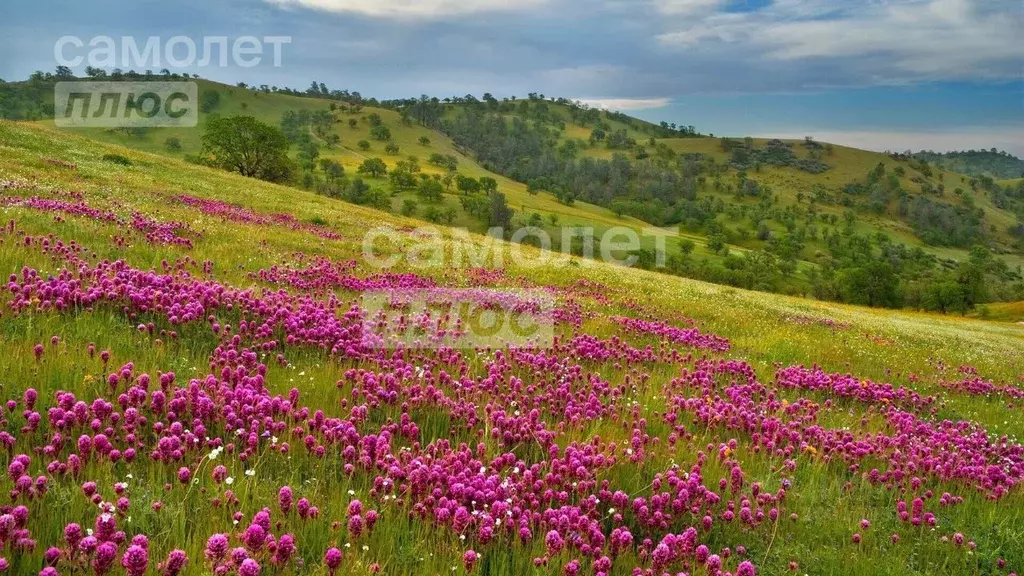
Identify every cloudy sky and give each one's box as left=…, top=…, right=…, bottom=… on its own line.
left=2, top=0, right=1022, bottom=154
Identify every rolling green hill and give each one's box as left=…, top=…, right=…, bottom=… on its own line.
left=3, top=73, right=1022, bottom=310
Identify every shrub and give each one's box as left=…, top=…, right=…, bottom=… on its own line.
left=101, top=153, right=132, bottom=166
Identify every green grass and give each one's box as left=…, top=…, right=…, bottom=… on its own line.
left=1, top=120, right=1023, bottom=575
left=974, top=300, right=1024, bottom=323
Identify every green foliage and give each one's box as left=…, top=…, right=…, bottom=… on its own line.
left=460, top=194, right=489, bottom=219
left=606, top=129, right=635, bottom=150
left=417, top=178, right=444, bottom=203
left=478, top=176, right=498, bottom=194
left=428, top=153, right=458, bottom=171
left=396, top=157, right=420, bottom=173
left=904, top=196, right=982, bottom=247
left=400, top=198, right=417, bottom=216
left=101, top=153, right=132, bottom=166
left=915, top=246, right=993, bottom=313
left=163, top=137, right=182, bottom=152
left=0, top=73, right=56, bottom=120
left=456, top=175, right=480, bottom=195
left=280, top=108, right=334, bottom=142
left=701, top=231, right=722, bottom=253
left=357, top=157, right=387, bottom=178
left=388, top=167, right=417, bottom=192
left=343, top=177, right=389, bottom=209
left=199, top=89, right=221, bottom=113
left=915, top=149, right=1024, bottom=179
left=723, top=138, right=831, bottom=174
left=488, top=191, right=513, bottom=231
left=423, top=205, right=442, bottom=222
left=296, top=133, right=320, bottom=167
left=836, top=261, right=902, bottom=308
left=441, top=110, right=703, bottom=226
left=318, top=158, right=344, bottom=181
left=201, top=115, right=293, bottom=182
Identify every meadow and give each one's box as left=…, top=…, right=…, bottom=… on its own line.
left=0, top=120, right=1022, bottom=576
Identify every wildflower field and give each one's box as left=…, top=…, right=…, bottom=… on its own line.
left=0, top=120, right=1022, bottom=575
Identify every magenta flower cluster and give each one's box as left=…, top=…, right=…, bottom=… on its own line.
left=0, top=211, right=1020, bottom=575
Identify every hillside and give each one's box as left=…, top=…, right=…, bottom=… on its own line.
left=915, top=149, right=1024, bottom=180
left=15, top=78, right=711, bottom=256
left=1, top=119, right=1023, bottom=575
left=5, top=74, right=1023, bottom=310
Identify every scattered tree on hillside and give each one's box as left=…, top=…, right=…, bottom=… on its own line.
left=318, top=158, right=344, bottom=181
left=417, top=179, right=444, bottom=203
left=401, top=199, right=417, bottom=216
left=837, top=260, right=901, bottom=308
left=428, top=153, right=458, bottom=171
left=456, top=175, right=480, bottom=195
left=200, top=115, right=293, bottom=182
left=488, top=191, right=513, bottom=232
left=199, top=90, right=221, bottom=113
left=357, top=157, right=387, bottom=178
left=479, top=176, right=498, bottom=194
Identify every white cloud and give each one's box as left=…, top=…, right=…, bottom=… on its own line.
left=657, top=0, right=1024, bottom=82
left=762, top=126, right=1024, bottom=157
left=576, top=97, right=672, bottom=111
left=266, top=0, right=547, bottom=19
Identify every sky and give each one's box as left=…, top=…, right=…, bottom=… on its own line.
left=1, top=0, right=1022, bottom=154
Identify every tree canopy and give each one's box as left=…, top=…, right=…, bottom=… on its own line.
left=200, top=116, right=293, bottom=182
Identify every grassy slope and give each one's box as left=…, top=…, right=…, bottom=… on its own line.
left=975, top=301, right=1024, bottom=323
left=570, top=123, right=1021, bottom=265
left=35, top=80, right=730, bottom=261
left=1, top=120, right=1024, bottom=574
left=33, top=80, right=1023, bottom=274
left=495, top=99, right=1022, bottom=269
